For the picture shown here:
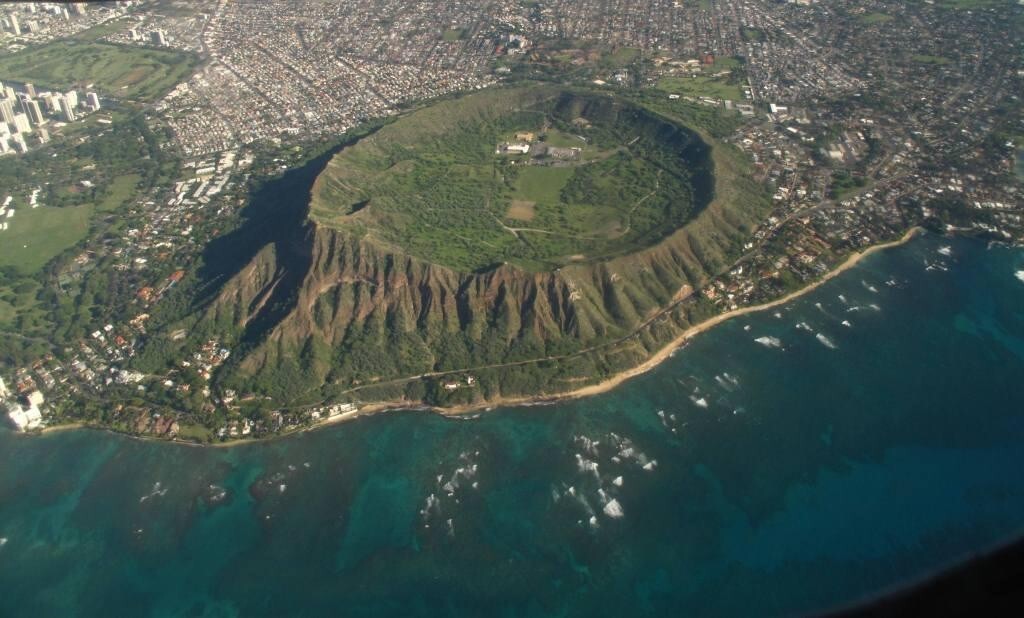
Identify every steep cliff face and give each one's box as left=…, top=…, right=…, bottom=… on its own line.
left=204, top=163, right=763, bottom=405
left=199, top=88, right=770, bottom=405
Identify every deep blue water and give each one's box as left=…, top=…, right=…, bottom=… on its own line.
left=1, top=233, right=1023, bottom=617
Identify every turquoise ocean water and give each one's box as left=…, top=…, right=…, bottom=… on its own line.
left=1, top=233, right=1023, bottom=617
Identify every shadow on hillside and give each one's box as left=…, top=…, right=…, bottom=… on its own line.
left=191, top=148, right=338, bottom=311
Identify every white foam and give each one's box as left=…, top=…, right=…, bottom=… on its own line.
left=575, top=435, right=600, bottom=456
left=796, top=321, right=812, bottom=331
left=691, top=396, right=708, bottom=408
left=938, top=246, right=952, bottom=256
left=589, top=515, right=600, bottom=528
left=743, top=324, right=751, bottom=331
left=0, top=537, right=6, bottom=547
left=278, top=483, right=287, bottom=493
left=838, top=294, right=848, bottom=304
left=773, top=312, right=783, bottom=319
left=816, top=333, right=838, bottom=349
left=575, top=453, right=600, bottom=477
left=643, top=460, right=658, bottom=471
left=612, top=476, right=624, bottom=487
left=603, top=499, right=625, bottom=518
left=862, top=280, right=879, bottom=293
left=714, top=373, right=739, bottom=392
left=1015, top=270, right=1024, bottom=284
left=841, top=320, right=852, bottom=327
left=755, top=336, right=782, bottom=348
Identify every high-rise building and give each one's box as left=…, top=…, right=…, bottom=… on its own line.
left=86, top=92, right=100, bottom=111
left=16, top=93, right=31, bottom=115
left=9, top=14, right=21, bottom=36
left=64, top=90, right=78, bottom=109
left=129, top=28, right=140, bottom=41
left=11, top=113, right=31, bottom=135
left=26, top=100, right=44, bottom=125
left=36, top=127, right=49, bottom=144
left=151, top=29, right=167, bottom=46
left=0, top=138, right=10, bottom=155
left=25, top=83, right=36, bottom=98
left=0, top=99, right=15, bottom=125
left=59, top=96, right=76, bottom=122
left=3, top=86, right=14, bottom=100
left=41, top=93, right=59, bottom=113
left=72, top=3, right=87, bottom=16
left=11, top=134, right=28, bottom=154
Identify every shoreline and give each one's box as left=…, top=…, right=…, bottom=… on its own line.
left=23, top=227, right=922, bottom=447
left=428, top=226, right=924, bottom=417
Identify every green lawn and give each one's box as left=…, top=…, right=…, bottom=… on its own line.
left=97, top=173, right=142, bottom=212
left=541, top=128, right=587, bottom=148
left=0, top=40, right=199, bottom=102
left=0, top=204, right=92, bottom=273
left=740, top=27, right=766, bottom=42
left=442, top=28, right=468, bottom=41
left=858, top=12, right=894, bottom=24
left=604, top=47, right=640, bottom=67
left=512, top=166, right=573, bottom=204
left=176, top=423, right=215, bottom=442
left=657, top=76, right=744, bottom=101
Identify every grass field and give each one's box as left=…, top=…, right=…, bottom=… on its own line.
left=442, top=28, right=468, bottom=41
left=0, top=40, right=198, bottom=102
left=98, top=173, right=142, bottom=212
left=0, top=204, right=92, bottom=273
left=740, top=26, right=766, bottom=42
left=657, top=76, right=744, bottom=101
left=858, top=12, right=894, bottom=24
left=512, top=166, right=573, bottom=204
left=604, top=47, right=640, bottom=67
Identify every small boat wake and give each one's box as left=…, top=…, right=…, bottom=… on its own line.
left=754, top=336, right=783, bottom=348
left=816, top=333, right=838, bottom=349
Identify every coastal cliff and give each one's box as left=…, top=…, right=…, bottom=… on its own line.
left=197, top=87, right=770, bottom=407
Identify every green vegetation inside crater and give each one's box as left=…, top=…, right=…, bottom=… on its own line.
left=311, top=86, right=715, bottom=271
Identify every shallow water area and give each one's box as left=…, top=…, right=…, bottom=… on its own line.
left=1, top=234, right=1023, bottom=617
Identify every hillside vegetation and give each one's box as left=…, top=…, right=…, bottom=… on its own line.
left=170, top=85, right=770, bottom=409
left=311, top=86, right=714, bottom=271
